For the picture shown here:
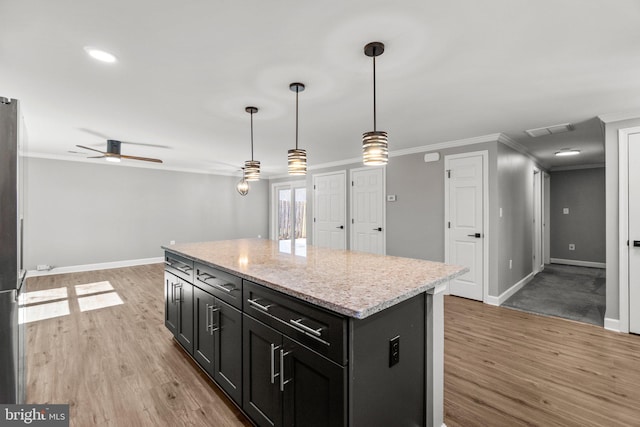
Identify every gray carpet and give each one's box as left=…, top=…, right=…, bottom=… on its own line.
left=502, top=263, right=606, bottom=326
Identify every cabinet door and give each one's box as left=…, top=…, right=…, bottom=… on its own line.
left=214, top=298, right=242, bottom=405
left=243, top=315, right=283, bottom=427
left=282, top=338, right=346, bottom=427
left=164, top=272, right=179, bottom=336
left=193, top=286, right=216, bottom=376
left=176, top=279, right=194, bottom=354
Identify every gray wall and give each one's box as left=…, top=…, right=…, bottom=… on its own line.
left=496, top=143, right=536, bottom=296
left=549, top=168, right=605, bottom=263
left=270, top=139, right=539, bottom=299
left=24, top=158, right=269, bottom=269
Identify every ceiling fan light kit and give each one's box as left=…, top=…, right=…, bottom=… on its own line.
left=362, top=41, right=388, bottom=166
left=244, top=106, right=261, bottom=181
left=288, top=82, right=307, bottom=176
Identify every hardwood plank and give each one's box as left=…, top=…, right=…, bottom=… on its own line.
left=25, top=265, right=640, bottom=426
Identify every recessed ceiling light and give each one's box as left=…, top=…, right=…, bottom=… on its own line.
left=555, top=149, right=580, bottom=157
left=84, top=47, right=117, bottom=63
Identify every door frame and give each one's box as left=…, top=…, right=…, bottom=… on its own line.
left=349, top=166, right=386, bottom=255
left=543, top=172, right=551, bottom=265
left=270, top=180, right=306, bottom=241
left=312, top=170, right=347, bottom=249
left=444, top=150, right=489, bottom=302
left=618, top=126, right=640, bottom=334
left=533, top=168, right=544, bottom=274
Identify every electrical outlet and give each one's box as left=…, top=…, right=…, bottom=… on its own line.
left=389, top=336, right=400, bottom=367
left=509, top=259, right=512, bottom=269
left=563, top=208, right=569, bottom=214
left=169, top=240, right=175, bottom=245
left=386, top=195, right=397, bottom=202
left=36, top=264, right=51, bottom=271
left=569, top=244, right=575, bottom=251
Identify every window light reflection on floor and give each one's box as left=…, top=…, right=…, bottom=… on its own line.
left=21, top=280, right=124, bottom=322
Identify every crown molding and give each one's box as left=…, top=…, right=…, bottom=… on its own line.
left=24, top=152, right=241, bottom=177
left=598, top=110, right=640, bottom=124
left=550, top=163, right=605, bottom=172
left=497, top=134, right=549, bottom=170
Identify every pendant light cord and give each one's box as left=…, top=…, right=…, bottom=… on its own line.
left=373, top=47, right=377, bottom=132
left=250, top=110, right=254, bottom=160
left=295, top=87, right=299, bottom=150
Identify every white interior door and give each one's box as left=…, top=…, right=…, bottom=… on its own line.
left=533, top=169, right=543, bottom=273
left=629, top=133, right=640, bottom=333
left=350, top=167, right=385, bottom=255
left=313, top=171, right=346, bottom=250
left=445, top=152, right=486, bottom=301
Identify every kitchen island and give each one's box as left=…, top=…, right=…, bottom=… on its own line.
left=162, top=239, right=466, bottom=427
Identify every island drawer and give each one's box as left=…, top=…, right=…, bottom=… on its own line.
left=165, top=252, right=194, bottom=283
left=243, top=280, right=347, bottom=365
left=195, top=262, right=243, bottom=309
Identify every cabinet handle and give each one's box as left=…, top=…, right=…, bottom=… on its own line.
left=280, top=349, right=292, bottom=392
left=270, top=343, right=281, bottom=384
left=210, top=282, right=235, bottom=294
left=170, top=283, right=176, bottom=303
left=248, top=298, right=272, bottom=312
left=289, top=318, right=323, bottom=337
left=210, top=305, right=220, bottom=335
left=175, top=283, right=183, bottom=302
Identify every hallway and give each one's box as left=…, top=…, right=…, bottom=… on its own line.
left=502, top=264, right=605, bottom=326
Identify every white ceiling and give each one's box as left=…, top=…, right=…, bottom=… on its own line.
left=2, top=0, right=639, bottom=176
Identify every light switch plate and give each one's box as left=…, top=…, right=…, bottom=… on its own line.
left=563, top=208, right=569, bottom=214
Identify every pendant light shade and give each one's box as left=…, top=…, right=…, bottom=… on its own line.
left=244, top=106, right=261, bottom=181
left=236, top=168, right=249, bottom=196
left=362, top=42, right=388, bottom=166
left=288, top=82, right=307, bottom=175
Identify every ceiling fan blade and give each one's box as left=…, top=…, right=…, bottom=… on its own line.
left=120, top=154, right=163, bottom=163
left=77, top=128, right=110, bottom=139
left=76, top=144, right=106, bottom=154
left=120, top=140, right=171, bottom=149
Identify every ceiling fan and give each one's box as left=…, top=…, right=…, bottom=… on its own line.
left=75, top=139, right=163, bottom=163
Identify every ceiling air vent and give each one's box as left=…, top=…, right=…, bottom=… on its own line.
left=525, top=123, right=575, bottom=138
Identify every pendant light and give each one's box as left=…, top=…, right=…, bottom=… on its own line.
left=288, top=82, right=307, bottom=175
left=362, top=41, right=388, bottom=166
left=236, top=167, right=249, bottom=196
left=244, top=106, right=260, bottom=181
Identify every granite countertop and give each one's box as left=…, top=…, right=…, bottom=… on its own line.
left=162, top=239, right=467, bottom=319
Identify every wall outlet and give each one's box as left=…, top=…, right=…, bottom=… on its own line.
left=389, top=336, right=400, bottom=367
left=499, top=207, right=503, bottom=218
left=569, top=243, right=575, bottom=251
left=169, top=240, right=175, bottom=245
left=36, top=264, right=51, bottom=271
left=563, top=208, right=569, bottom=214
left=386, top=194, right=397, bottom=202
left=509, top=259, right=512, bottom=269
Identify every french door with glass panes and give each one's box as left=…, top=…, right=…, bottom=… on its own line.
left=272, top=181, right=307, bottom=255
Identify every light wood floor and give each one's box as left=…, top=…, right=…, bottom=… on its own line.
left=25, top=264, right=640, bottom=426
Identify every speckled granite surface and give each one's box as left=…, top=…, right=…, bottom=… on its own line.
left=162, top=239, right=466, bottom=319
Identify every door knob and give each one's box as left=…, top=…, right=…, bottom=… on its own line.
left=467, top=233, right=482, bottom=238
left=373, top=227, right=382, bottom=232
left=336, top=225, right=344, bottom=229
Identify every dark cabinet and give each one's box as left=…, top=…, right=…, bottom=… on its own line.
left=243, top=314, right=346, bottom=427
left=165, top=271, right=193, bottom=354
left=194, top=285, right=242, bottom=404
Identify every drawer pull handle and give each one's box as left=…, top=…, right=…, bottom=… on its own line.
left=270, top=343, right=281, bottom=384
left=199, top=273, right=235, bottom=293
left=289, top=318, right=323, bottom=337
left=280, top=349, right=292, bottom=392
left=248, top=298, right=272, bottom=312
left=166, top=260, right=192, bottom=274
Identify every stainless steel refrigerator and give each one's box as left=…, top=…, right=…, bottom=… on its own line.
left=0, top=96, right=26, bottom=404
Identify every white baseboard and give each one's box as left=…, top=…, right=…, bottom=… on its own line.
left=485, top=272, right=535, bottom=306
left=26, top=257, right=164, bottom=277
left=550, top=258, right=606, bottom=269
left=604, top=317, right=621, bottom=333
